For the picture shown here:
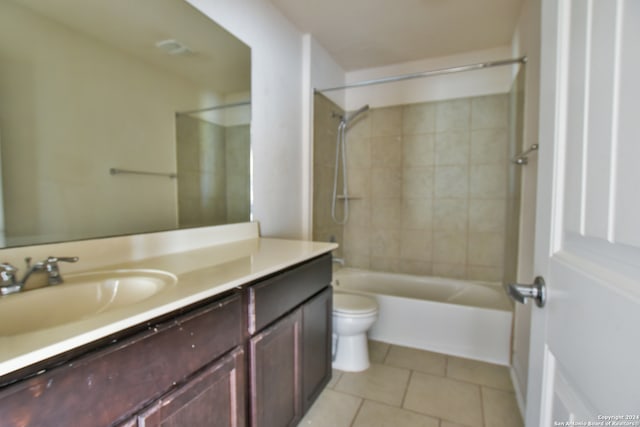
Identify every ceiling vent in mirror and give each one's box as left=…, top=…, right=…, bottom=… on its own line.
left=155, top=39, right=193, bottom=55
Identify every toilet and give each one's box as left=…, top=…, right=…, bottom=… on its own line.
left=332, top=292, right=379, bottom=372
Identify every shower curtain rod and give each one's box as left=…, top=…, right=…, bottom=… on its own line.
left=315, top=56, right=527, bottom=93
left=177, top=100, right=251, bottom=115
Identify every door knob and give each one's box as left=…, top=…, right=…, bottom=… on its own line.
left=505, top=276, right=546, bottom=308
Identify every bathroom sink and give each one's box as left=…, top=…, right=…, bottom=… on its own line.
left=0, top=269, right=177, bottom=336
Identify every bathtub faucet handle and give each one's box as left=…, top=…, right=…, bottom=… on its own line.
left=505, top=277, right=546, bottom=308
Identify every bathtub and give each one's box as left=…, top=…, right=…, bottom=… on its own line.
left=332, top=268, right=513, bottom=365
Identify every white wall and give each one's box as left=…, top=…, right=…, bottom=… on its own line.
left=186, top=0, right=307, bottom=239
left=343, top=46, right=517, bottom=111
left=509, top=0, right=542, bottom=416
left=302, top=35, right=346, bottom=238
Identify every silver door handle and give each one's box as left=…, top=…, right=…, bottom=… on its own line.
left=504, top=276, right=546, bottom=308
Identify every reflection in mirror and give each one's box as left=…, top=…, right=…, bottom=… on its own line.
left=0, top=0, right=251, bottom=248
left=176, top=102, right=251, bottom=228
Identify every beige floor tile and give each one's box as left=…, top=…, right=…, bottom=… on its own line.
left=369, top=340, right=391, bottom=363
left=334, top=363, right=411, bottom=406
left=403, top=372, right=483, bottom=427
left=384, top=345, right=446, bottom=376
left=299, top=389, right=362, bottom=427
left=482, top=387, right=523, bottom=427
left=446, top=356, right=514, bottom=391
left=352, top=400, right=439, bottom=427
left=326, top=369, right=343, bottom=389
left=440, top=421, right=474, bottom=427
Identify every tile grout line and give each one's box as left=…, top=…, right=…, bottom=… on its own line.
left=479, top=385, right=487, bottom=427
left=400, top=369, right=414, bottom=409
left=348, top=398, right=366, bottom=427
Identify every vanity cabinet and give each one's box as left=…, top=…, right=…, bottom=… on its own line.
left=129, top=347, right=245, bottom=427
left=0, top=252, right=333, bottom=427
left=0, top=292, right=244, bottom=427
left=248, top=254, right=332, bottom=427
left=249, top=309, right=302, bottom=427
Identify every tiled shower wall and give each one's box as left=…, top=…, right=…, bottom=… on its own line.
left=176, top=115, right=250, bottom=228
left=314, top=93, right=512, bottom=282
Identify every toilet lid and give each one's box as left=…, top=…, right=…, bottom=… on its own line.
left=333, top=293, right=378, bottom=315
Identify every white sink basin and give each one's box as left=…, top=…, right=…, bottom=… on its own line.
left=0, top=269, right=177, bottom=336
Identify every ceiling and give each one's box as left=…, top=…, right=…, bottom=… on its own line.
left=270, top=0, right=524, bottom=71
left=12, top=0, right=251, bottom=96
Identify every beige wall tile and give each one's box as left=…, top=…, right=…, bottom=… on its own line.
left=435, top=131, right=470, bottom=166
left=468, top=232, right=504, bottom=267
left=447, top=356, right=514, bottom=391
left=371, top=106, right=403, bottom=137
left=353, top=400, right=439, bottom=427
left=403, top=102, right=436, bottom=135
left=402, top=198, right=433, bottom=230
left=467, top=266, right=503, bottom=282
left=372, top=168, right=403, bottom=198
left=371, top=229, right=401, bottom=258
left=481, top=387, right=523, bottom=427
left=399, top=259, right=433, bottom=275
left=432, top=262, right=467, bottom=279
left=469, top=164, right=507, bottom=198
left=347, top=113, right=372, bottom=140
left=403, top=372, right=483, bottom=427
left=403, top=134, right=435, bottom=166
left=345, top=198, right=371, bottom=226
left=435, top=165, right=469, bottom=199
left=370, top=256, right=400, bottom=273
left=335, top=363, right=411, bottom=406
left=436, top=98, right=471, bottom=132
left=344, top=252, right=371, bottom=269
left=343, top=226, right=372, bottom=255
left=433, top=231, right=467, bottom=264
left=433, top=199, right=468, bottom=232
left=471, top=128, right=508, bottom=164
left=400, top=228, right=432, bottom=261
left=385, top=345, right=446, bottom=376
left=471, top=94, right=508, bottom=130
left=468, top=199, right=506, bottom=232
left=371, top=199, right=402, bottom=227
left=403, top=167, right=434, bottom=199
left=371, top=135, right=403, bottom=167
left=346, top=136, right=372, bottom=168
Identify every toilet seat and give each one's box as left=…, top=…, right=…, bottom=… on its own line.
left=333, top=293, right=378, bottom=316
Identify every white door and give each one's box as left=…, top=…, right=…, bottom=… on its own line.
left=525, top=0, right=640, bottom=425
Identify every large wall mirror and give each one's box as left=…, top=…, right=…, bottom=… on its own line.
left=0, top=0, right=251, bottom=248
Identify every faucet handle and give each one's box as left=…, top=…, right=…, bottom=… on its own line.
left=43, top=256, right=79, bottom=285
left=46, top=256, right=79, bottom=264
left=0, top=262, right=18, bottom=284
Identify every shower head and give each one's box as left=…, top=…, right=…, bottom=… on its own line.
left=344, top=104, right=370, bottom=125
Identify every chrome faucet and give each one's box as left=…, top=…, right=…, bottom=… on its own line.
left=0, top=256, right=79, bottom=296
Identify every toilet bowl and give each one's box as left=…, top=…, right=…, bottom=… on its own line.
left=332, top=293, right=379, bottom=372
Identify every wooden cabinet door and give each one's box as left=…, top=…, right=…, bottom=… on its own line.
left=301, top=287, right=332, bottom=412
left=135, top=347, right=246, bottom=427
left=249, top=309, right=302, bottom=427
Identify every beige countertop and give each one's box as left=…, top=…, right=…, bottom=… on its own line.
left=0, top=237, right=337, bottom=378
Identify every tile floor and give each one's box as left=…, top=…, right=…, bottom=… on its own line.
left=300, top=341, right=523, bottom=427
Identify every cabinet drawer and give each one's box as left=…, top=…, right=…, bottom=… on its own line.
left=248, top=254, right=331, bottom=334
left=0, top=292, right=243, bottom=427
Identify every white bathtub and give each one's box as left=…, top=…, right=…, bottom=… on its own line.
left=332, top=268, right=513, bottom=365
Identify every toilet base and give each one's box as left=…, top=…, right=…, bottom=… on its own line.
left=332, top=333, right=370, bottom=372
